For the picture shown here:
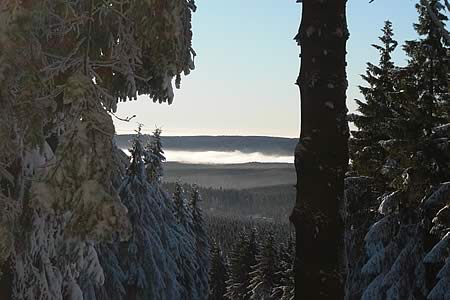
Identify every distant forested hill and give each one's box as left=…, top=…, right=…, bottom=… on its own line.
left=164, top=183, right=295, bottom=223
left=163, top=162, right=296, bottom=189
left=115, top=135, right=297, bottom=155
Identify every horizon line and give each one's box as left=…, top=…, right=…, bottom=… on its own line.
left=115, top=132, right=299, bottom=139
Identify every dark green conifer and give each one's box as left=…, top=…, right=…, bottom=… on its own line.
left=225, top=230, right=258, bottom=300
left=209, top=241, right=229, bottom=300
left=350, top=20, right=399, bottom=185
left=403, top=0, right=449, bottom=132
left=190, top=185, right=210, bottom=300
left=173, top=182, right=188, bottom=224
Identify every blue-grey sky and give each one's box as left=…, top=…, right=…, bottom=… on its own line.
left=114, top=0, right=421, bottom=137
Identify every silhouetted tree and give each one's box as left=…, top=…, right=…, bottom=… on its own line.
left=350, top=20, right=400, bottom=187
left=404, top=0, right=449, bottom=132
left=291, top=0, right=349, bottom=298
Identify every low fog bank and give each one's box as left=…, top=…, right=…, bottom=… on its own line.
left=121, top=149, right=294, bottom=164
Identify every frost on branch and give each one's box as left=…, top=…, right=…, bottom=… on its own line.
left=9, top=73, right=131, bottom=299
left=31, top=73, right=130, bottom=241
left=1, top=0, right=198, bottom=299
left=89, top=132, right=208, bottom=300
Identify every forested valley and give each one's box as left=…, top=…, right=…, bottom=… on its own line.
left=0, top=0, right=448, bottom=299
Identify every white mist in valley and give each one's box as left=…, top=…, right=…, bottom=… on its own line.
left=121, top=149, right=293, bottom=164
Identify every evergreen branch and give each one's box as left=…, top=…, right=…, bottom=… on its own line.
left=423, top=0, right=450, bottom=44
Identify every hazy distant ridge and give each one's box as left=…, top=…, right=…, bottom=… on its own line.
left=115, top=135, right=297, bottom=156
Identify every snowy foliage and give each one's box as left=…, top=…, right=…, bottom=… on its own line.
left=0, top=0, right=197, bottom=298
left=169, top=181, right=208, bottom=300
left=270, top=239, right=295, bottom=300
left=344, top=177, right=379, bottom=299
left=190, top=185, right=210, bottom=300
left=173, top=182, right=193, bottom=227
left=205, top=215, right=294, bottom=300
left=346, top=169, right=449, bottom=300
left=90, top=133, right=209, bottom=300
left=248, top=233, right=278, bottom=300
left=225, top=230, right=258, bottom=300
left=144, top=128, right=166, bottom=183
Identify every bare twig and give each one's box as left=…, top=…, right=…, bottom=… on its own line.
left=109, top=112, right=137, bottom=122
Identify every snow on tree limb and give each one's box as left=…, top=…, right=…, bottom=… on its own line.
left=0, top=0, right=197, bottom=298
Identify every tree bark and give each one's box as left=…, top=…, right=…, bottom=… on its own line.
left=290, top=1, right=349, bottom=299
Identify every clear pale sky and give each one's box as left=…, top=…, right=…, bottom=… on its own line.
left=113, top=0, right=421, bottom=137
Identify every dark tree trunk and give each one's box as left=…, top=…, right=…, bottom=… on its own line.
left=0, top=258, right=13, bottom=300
left=290, top=1, right=349, bottom=299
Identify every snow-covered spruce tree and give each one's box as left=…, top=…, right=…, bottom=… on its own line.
left=388, top=4, right=449, bottom=288
left=92, top=243, right=127, bottom=300
left=173, top=182, right=192, bottom=227
left=248, top=233, right=278, bottom=300
left=422, top=181, right=450, bottom=300
left=103, top=130, right=209, bottom=300
left=349, top=21, right=400, bottom=187
left=208, top=241, right=229, bottom=300
left=171, top=182, right=203, bottom=300
left=190, top=185, right=210, bottom=300
left=117, top=131, right=180, bottom=300
left=225, top=229, right=258, bottom=300
left=271, top=238, right=295, bottom=300
left=0, top=0, right=197, bottom=299
left=291, top=0, right=349, bottom=298
left=342, top=176, right=380, bottom=299
left=9, top=73, right=131, bottom=300
left=144, top=128, right=165, bottom=183
left=356, top=175, right=450, bottom=299
left=90, top=146, right=132, bottom=300
left=354, top=60, right=449, bottom=300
